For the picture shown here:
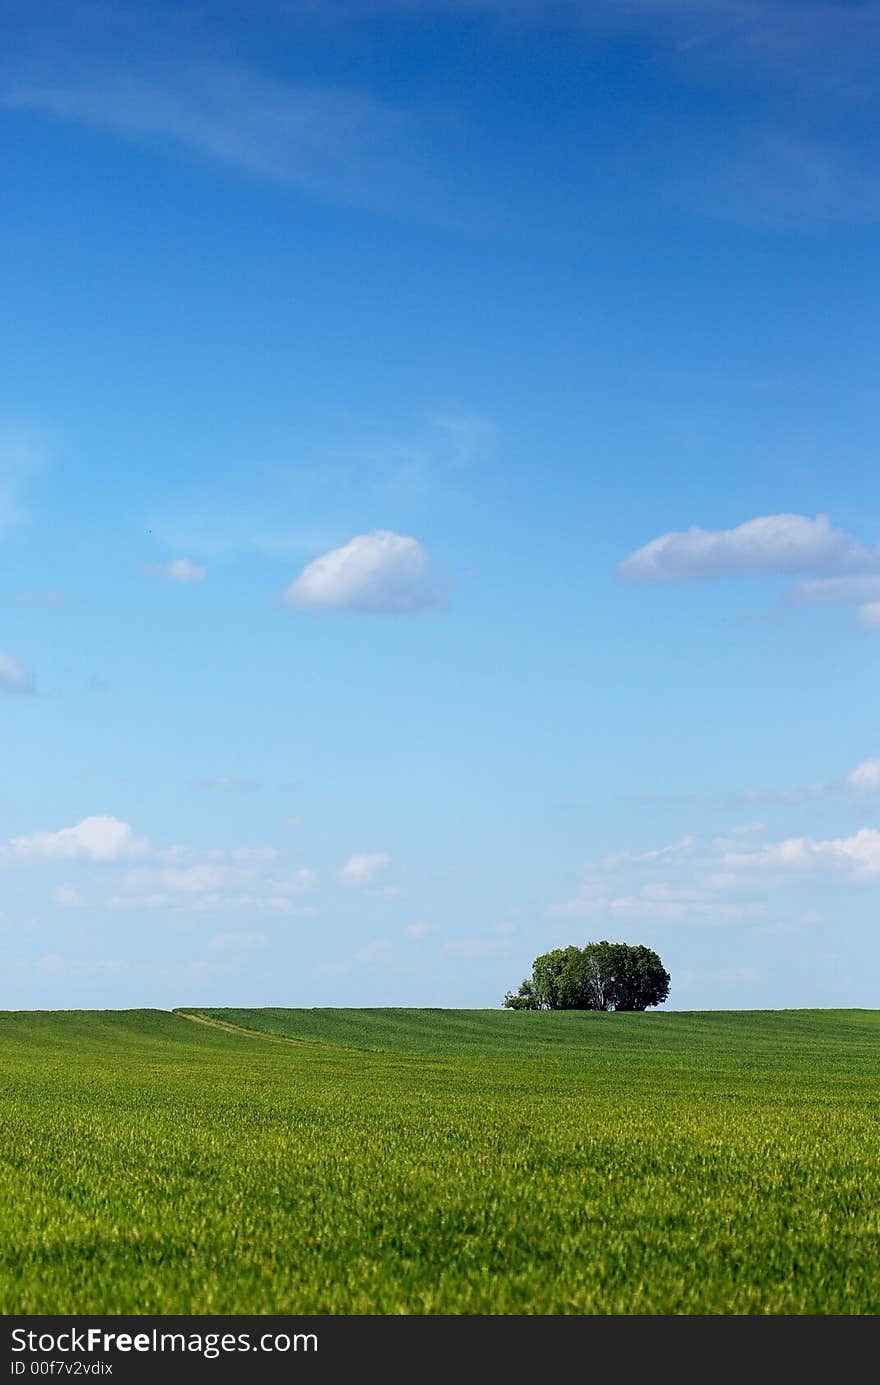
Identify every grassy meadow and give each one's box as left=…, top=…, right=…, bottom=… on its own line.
left=1, top=1006, right=879, bottom=1314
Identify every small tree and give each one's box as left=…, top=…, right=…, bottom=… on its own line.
left=503, top=941, right=669, bottom=1012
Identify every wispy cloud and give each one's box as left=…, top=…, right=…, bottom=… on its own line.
left=0, top=651, right=35, bottom=696
left=339, top=852, right=390, bottom=885
left=53, top=883, right=86, bottom=908
left=723, top=827, right=880, bottom=880
left=429, top=414, right=495, bottom=468
left=552, top=769, right=880, bottom=927
left=210, top=931, right=267, bottom=953
left=14, top=590, right=66, bottom=608
left=442, top=936, right=512, bottom=960
left=2, top=61, right=439, bottom=216
left=191, top=776, right=260, bottom=793
left=328, top=0, right=880, bottom=102
left=786, top=575, right=880, bottom=607
left=150, top=557, right=206, bottom=583
left=858, top=603, right=880, bottom=633
left=0, top=423, right=50, bottom=537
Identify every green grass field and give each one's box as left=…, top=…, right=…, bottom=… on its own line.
left=2, top=1006, right=879, bottom=1314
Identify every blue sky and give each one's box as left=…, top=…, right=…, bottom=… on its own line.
left=3, top=0, right=880, bottom=1011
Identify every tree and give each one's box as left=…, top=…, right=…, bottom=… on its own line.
left=503, top=941, right=669, bottom=1012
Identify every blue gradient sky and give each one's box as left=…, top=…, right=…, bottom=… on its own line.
left=3, top=0, right=880, bottom=1011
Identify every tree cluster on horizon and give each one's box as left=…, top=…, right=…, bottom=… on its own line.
left=503, top=941, right=670, bottom=1012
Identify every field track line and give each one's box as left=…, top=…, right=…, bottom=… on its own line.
left=173, top=1009, right=337, bottom=1049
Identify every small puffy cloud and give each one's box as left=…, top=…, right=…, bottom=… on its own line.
left=618, top=513, right=874, bottom=582
left=339, top=852, right=389, bottom=885
left=53, top=883, right=85, bottom=907
left=0, top=651, right=35, bottom=695
left=284, top=530, right=441, bottom=613
left=848, top=760, right=880, bottom=792
left=405, top=920, right=430, bottom=938
left=7, top=815, right=148, bottom=862
left=230, top=846, right=279, bottom=862
left=155, top=557, right=206, bottom=583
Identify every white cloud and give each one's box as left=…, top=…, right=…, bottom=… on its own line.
left=284, top=530, right=441, bottom=613
left=339, top=852, right=389, bottom=885
left=848, top=760, right=880, bottom=791
left=617, top=513, right=876, bottom=582
left=230, top=846, right=279, bottom=862
left=7, top=815, right=148, bottom=862
left=406, top=921, right=430, bottom=938
left=53, top=883, right=85, bottom=907
left=156, top=557, right=206, bottom=583
left=0, top=651, right=35, bottom=695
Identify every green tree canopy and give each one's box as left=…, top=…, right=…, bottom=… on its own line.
left=503, top=941, right=670, bottom=1012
